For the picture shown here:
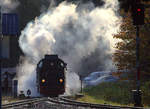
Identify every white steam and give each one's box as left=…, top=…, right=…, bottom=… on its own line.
left=18, top=0, right=121, bottom=96
left=0, top=0, right=19, bottom=12
left=17, top=57, right=40, bottom=96
left=65, top=72, right=81, bottom=95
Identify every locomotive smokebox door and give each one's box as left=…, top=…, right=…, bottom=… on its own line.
left=36, top=54, right=66, bottom=96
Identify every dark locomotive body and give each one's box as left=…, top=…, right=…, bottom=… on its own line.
left=36, top=55, right=66, bottom=96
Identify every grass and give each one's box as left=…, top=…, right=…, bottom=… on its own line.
left=76, top=81, right=150, bottom=107
left=141, top=81, right=150, bottom=105
left=78, top=95, right=123, bottom=106
left=2, top=96, right=20, bottom=104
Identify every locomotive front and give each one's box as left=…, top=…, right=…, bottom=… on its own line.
left=36, top=55, right=67, bottom=96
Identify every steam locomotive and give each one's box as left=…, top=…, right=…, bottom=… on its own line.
left=36, top=55, right=67, bottom=96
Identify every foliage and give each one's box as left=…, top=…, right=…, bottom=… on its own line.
left=113, top=1, right=150, bottom=80
left=141, top=81, right=150, bottom=105
left=81, top=82, right=133, bottom=105
left=77, top=81, right=150, bottom=106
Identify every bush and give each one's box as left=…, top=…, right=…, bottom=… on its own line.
left=83, top=81, right=133, bottom=105
left=141, top=81, right=150, bottom=106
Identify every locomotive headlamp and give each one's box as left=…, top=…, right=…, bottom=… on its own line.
left=59, top=79, right=63, bottom=83
left=42, top=79, right=46, bottom=83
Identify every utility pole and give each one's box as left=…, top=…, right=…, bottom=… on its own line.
left=133, top=25, right=142, bottom=107
left=80, top=75, right=82, bottom=93
left=136, top=25, right=140, bottom=92
left=78, top=72, right=83, bottom=93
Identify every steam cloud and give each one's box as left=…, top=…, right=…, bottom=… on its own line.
left=0, top=0, right=19, bottom=12
left=18, top=0, right=121, bottom=96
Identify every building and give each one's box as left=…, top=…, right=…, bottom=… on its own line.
left=0, top=13, right=21, bottom=95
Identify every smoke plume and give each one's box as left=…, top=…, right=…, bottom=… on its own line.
left=0, top=0, right=19, bottom=13
left=18, top=0, right=121, bottom=96
left=65, top=71, right=81, bottom=95
left=17, top=57, right=40, bottom=96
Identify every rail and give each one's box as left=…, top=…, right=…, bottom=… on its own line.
left=47, top=97, right=148, bottom=109
left=2, top=97, right=47, bottom=108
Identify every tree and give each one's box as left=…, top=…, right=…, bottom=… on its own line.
left=113, top=1, right=150, bottom=80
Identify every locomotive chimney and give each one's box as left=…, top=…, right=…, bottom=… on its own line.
left=44, top=54, right=58, bottom=59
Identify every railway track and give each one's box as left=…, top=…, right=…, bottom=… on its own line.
left=2, top=96, right=148, bottom=109
left=47, top=97, right=148, bottom=109
left=2, top=97, right=47, bottom=109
